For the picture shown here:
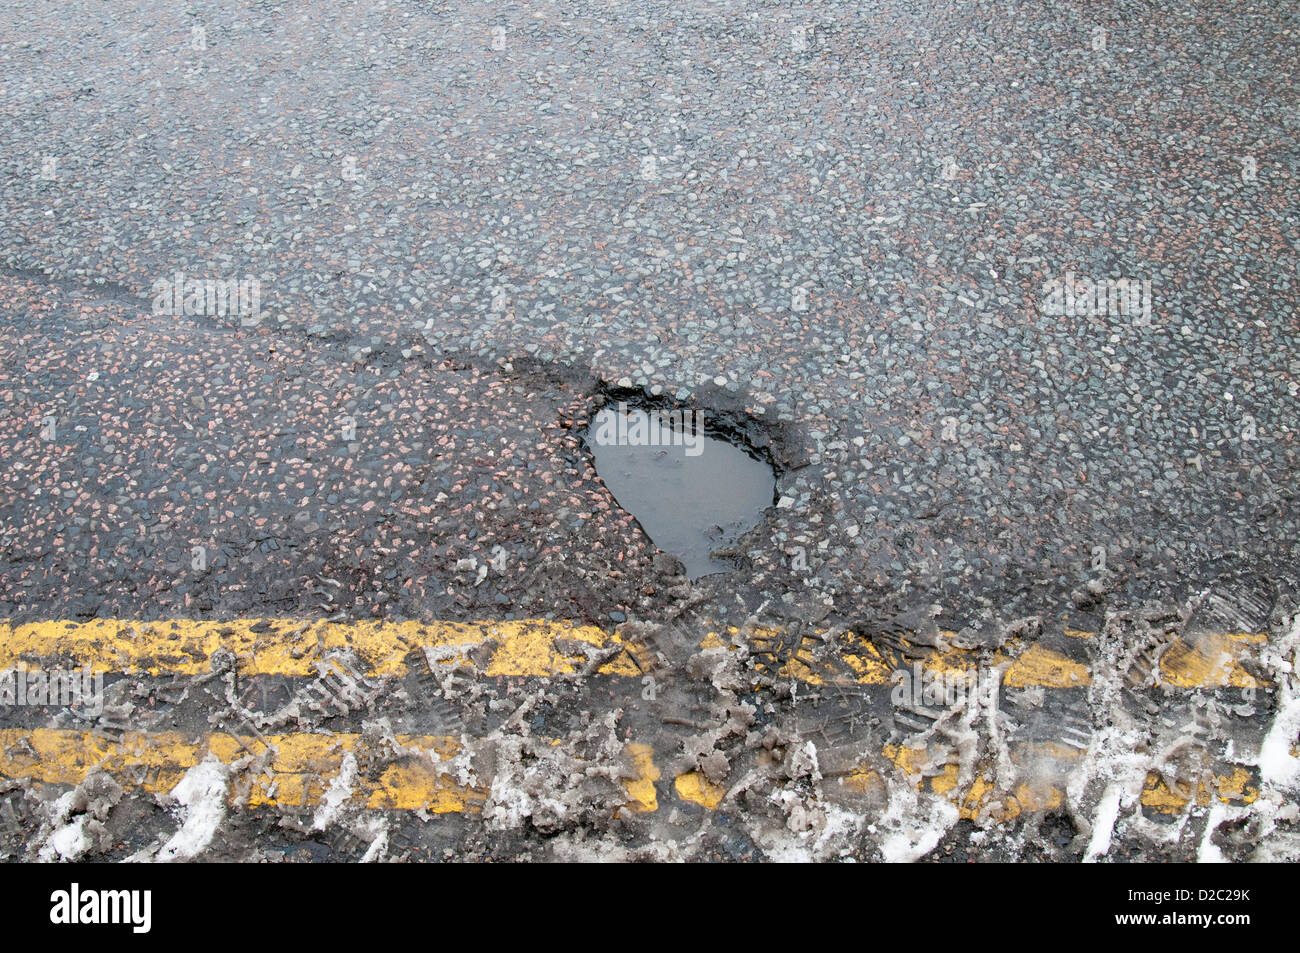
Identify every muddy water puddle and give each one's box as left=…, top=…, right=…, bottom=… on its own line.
left=584, top=400, right=776, bottom=578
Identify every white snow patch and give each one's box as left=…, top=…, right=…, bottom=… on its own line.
left=37, top=792, right=90, bottom=862
left=763, top=803, right=863, bottom=862
left=875, top=775, right=960, bottom=863
left=1258, top=616, right=1300, bottom=791
left=312, top=751, right=358, bottom=831
left=157, top=756, right=230, bottom=862
left=344, top=815, right=390, bottom=863
left=1197, top=802, right=1237, bottom=863
left=1195, top=614, right=1300, bottom=863
left=46, top=816, right=89, bottom=861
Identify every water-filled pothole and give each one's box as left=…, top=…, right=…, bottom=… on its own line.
left=582, top=395, right=777, bottom=578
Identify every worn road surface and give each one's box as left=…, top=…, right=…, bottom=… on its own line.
left=0, top=0, right=1297, bottom=861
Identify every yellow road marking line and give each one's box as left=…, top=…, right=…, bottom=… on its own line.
left=0, top=619, right=1267, bottom=688
left=1159, top=632, right=1267, bottom=689
left=848, top=743, right=1258, bottom=820
left=0, top=619, right=644, bottom=678
left=0, top=729, right=1269, bottom=821
left=703, top=626, right=1260, bottom=689
left=0, top=728, right=475, bottom=812
left=0, top=728, right=663, bottom=815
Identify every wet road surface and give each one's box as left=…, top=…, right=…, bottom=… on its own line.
left=0, top=0, right=1297, bottom=862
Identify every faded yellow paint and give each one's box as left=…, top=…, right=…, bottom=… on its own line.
left=0, top=728, right=475, bottom=812
left=1141, top=774, right=1196, bottom=811
left=1159, top=633, right=1266, bottom=689
left=698, top=631, right=729, bottom=650
left=1001, top=644, right=1091, bottom=688
left=922, top=645, right=981, bottom=678
left=840, top=649, right=894, bottom=683
left=1018, top=741, right=1085, bottom=762
left=674, top=770, right=727, bottom=810
left=0, top=619, right=642, bottom=678
left=958, top=775, right=1006, bottom=821
left=882, top=749, right=1044, bottom=821
left=882, top=743, right=921, bottom=778
left=0, top=726, right=1265, bottom=824
left=0, top=619, right=1270, bottom=690
left=708, top=627, right=1095, bottom=691
left=1215, top=766, right=1258, bottom=802
left=929, top=762, right=961, bottom=795
left=1011, top=782, right=1065, bottom=814
left=622, top=743, right=660, bottom=813
left=880, top=742, right=1258, bottom=820
left=1141, top=767, right=1259, bottom=813
left=0, top=729, right=673, bottom=815
left=838, top=768, right=884, bottom=796
left=782, top=648, right=825, bottom=685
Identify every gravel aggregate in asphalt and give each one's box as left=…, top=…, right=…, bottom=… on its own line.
left=0, top=0, right=1296, bottom=685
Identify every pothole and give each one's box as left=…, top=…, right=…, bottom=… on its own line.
left=582, top=391, right=778, bottom=578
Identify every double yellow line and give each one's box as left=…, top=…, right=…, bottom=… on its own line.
left=0, top=618, right=1274, bottom=819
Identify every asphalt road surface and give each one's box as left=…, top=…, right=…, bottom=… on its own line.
left=0, top=0, right=1297, bottom=863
